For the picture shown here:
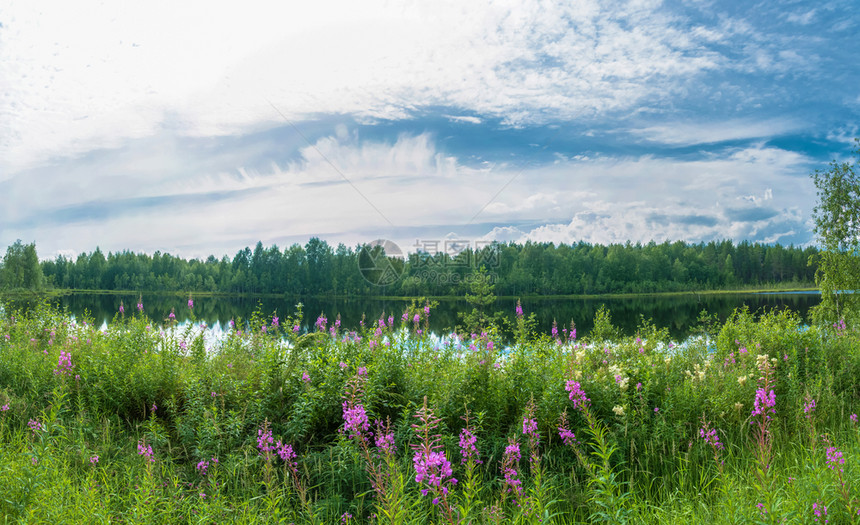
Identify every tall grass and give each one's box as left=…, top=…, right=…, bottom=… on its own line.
left=0, top=300, right=858, bottom=523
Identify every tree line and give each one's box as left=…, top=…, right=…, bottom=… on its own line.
left=0, top=238, right=818, bottom=296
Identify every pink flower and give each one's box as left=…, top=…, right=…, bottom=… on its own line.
left=458, top=428, right=481, bottom=464
left=257, top=424, right=275, bottom=456
left=565, top=380, right=590, bottom=411
left=137, top=440, right=154, bottom=462
left=751, top=388, right=776, bottom=420
left=413, top=450, right=453, bottom=491
left=558, top=426, right=577, bottom=446
left=342, top=403, right=370, bottom=437
left=276, top=442, right=298, bottom=474
left=302, top=371, right=310, bottom=383
left=54, top=351, right=74, bottom=376
left=826, top=446, right=845, bottom=472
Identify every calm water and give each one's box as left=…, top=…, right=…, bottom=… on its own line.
left=3, top=291, right=820, bottom=340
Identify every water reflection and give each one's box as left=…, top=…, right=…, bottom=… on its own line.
left=3, top=292, right=819, bottom=340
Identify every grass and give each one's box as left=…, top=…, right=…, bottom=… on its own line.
left=0, top=299, right=857, bottom=523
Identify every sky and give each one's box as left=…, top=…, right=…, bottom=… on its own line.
left=1, top=0, right=859, bottom=261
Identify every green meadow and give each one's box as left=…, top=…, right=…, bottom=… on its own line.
left=0, top=298, right=858, bottom=524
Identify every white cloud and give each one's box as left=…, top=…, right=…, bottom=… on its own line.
left=630, top=118, right=803, bottom=146
left=783, top=9, right=817, bottom=25
left=2, top=131, right=819, bottom=258
left=1, top=0, right=731, bottom=174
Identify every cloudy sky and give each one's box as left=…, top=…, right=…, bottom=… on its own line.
left=1, top=0, right=858, bottom=260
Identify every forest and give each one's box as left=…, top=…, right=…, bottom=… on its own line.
left=2, top=238, right=818, bottom=297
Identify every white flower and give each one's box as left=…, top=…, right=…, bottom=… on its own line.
left=612, top=405, right=626, bottom=417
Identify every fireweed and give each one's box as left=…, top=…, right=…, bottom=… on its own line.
left=500, top=437, right=523, bottom=508
left=750, top=355, right=777, bottom=517
left=562, top=378, right=632, bottom=523
left=699, top=415, right=724, bottom=474
left=342, top=368, right=407, bottom=524
left=458, top=409, right=482, bottom=522
left=522, top=396, right=550, bottom=519
left=412, top=397, right=457, bottom=524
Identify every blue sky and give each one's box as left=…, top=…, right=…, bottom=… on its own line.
left=1, top=0, right=858, bottom=260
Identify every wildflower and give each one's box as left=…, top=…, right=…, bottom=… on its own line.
left=257, top=422, right=275, bottom=456
left=558, top=426, right=577, bottom=445
left=271, top=316, right=279, bottom=327
left=119, top=303, right=124, bottom=315
left=137, top=440, right=154, bottom=462
left=357, top=366, right=367, bottom=376
left=276, top=441, right=298, bottom=473
left=826, top=446, right=845, bottom=473
left=458, top=427, right=481, bottom=464
left=551, top=320, right=559, bottom=340
left=292, top=324, right=300, bottom=333
left=339, top=361, right=347, bottom=369
left=341, top=512, right=353, bottom=523
left=487, top=340, right=494, bottom=350
left=850, top=413, right=858, bottom=425
left=412, top=400, right=457, bottom=507
left=751, top=388, right=776, bottom=420
left=343, top=402, right=370, bottom=437
left=654, top=407, right=660, bottom=413
left=424, top=304, right=430, bottom=317
left=565, top=380, right=590, bottom=411
left=413, top=313, right=420, bottom=325
left=137, top=301, right=143, bottom=312
left=28, top=419, right=42, bottom=433
left=613, top=405, right=626, bottom=417
left=374, top=421, right=397, bottom=456
left=302, top=371, right=310, bottom=383
left=168, top=310, right=176, bottom=320
left=151, top=403, right=157, bottom=412
left=413, top=451, right=454, bottom=497
left=1, top=404, right=8, bottom=411
left=501, top=438, right=523, bottom=500
left=803, top=395, right=816, bottom=417
left=54, top=351, right=74, bottom=376
left=515, top=300, right=523, bottom=318
left=188, top=297, right=194, bottom=309
left=522, top=416, right=538, bottom=437
left=197, top=459, right=210, bottom=475
left=813, top=502, right=827, bottom=523
left=90, top=455, right=99, bottom=465
left=699, top=420, right=724, bottom=451
left=315, top=315, right=327, bottom=331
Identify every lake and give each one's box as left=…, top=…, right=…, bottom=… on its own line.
left=3, top=291, right=821, bottom=340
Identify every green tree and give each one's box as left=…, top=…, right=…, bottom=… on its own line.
left=459, top=267, right=499, bottom=334
left=811, top=139, right=860, bottom=324
left=0, top=240, right=44, bottom=291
